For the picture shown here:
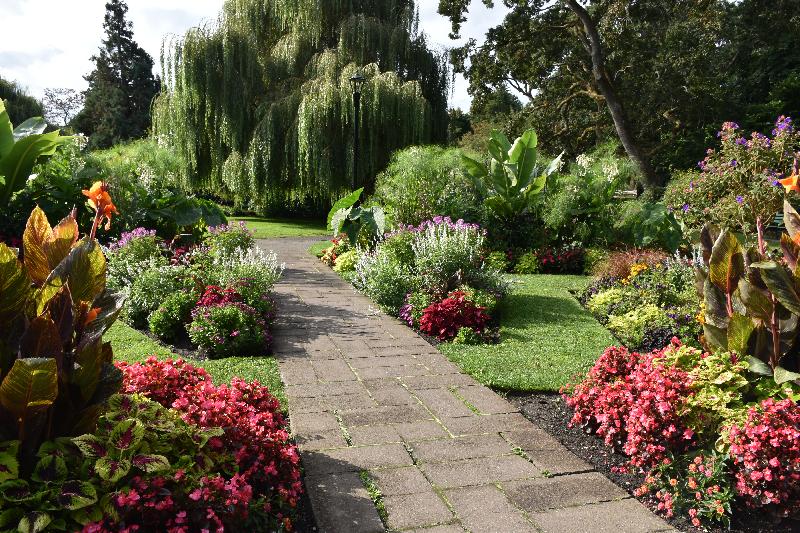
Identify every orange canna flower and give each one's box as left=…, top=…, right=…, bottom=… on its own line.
left=779, top=163, right=800, bottom=194
left=82, top=181, right=119, bottom=232
left=84, top=307, right=101, bottom=326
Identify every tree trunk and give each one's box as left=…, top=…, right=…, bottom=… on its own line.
left=564, top=0, right=662, bottom=189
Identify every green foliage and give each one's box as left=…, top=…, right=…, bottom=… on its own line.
left=452, top=327, right=484, bottom=345
left=329, top=188, right=386, bottom=246
left=0, top=101, right=72, bottom=210
left=333, top=249, right=358, bottom=273
left=148, top=291, right=196, bottom=341
left=583, top=248, right=609, bottom=274
left=696, top=204, right=800, bottom=380
left=0, top=77, right=44, bottom=126
left=188, top=304, right=268, bottom=359
left=73, top=0, right=159, bottom=148
left=124, top=265, right=201, bottom=328
left=353, top=251, right=416, bottom=314
left=483, top=251, right=509, bottom=273
left=606, top=304, right=671, bottom=348
left=153, top=0, right=449, bottom=213
left=462, top=129, right=561, bottom=222
left=457, top=285, right=498, bottom=316
left=211, top=248, right=283, bottom=315
left=373, top=146, right=482, bottom=225
left=587, top=288, right=627, bottom=317
left=206, top=224, right=255, bottom=261
left=0, top=207, right=123, bottom=474
left=106, top=234, right=167, bottom=291
left=513, top=252, right=539, bottom=275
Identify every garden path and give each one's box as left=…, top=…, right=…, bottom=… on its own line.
left=261, top=237, right=675, bottom=533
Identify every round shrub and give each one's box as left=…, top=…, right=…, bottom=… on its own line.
left=189, top=302, right=269, bottom=359
left=106, top=228, right=168, bottom=290
left=513, top=251, right=539, bottom=274
left=373, top=145, right=482, bottom=226
left=483, top=250, right=510, bottom=273
left=148, top=290, right=197, bottom=341
left=354, top=250, right=416, bottom=314
left=412, top=217, right=485, bottom=294
left=399, top=291, right=435, bottom=328
left=333, top=249, right=359, bottom=272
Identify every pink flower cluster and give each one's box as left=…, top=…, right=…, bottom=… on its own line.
left=728, top=398, right=800, bottom=517
left=116, top=358, right=302, bottom=529
left=563, top=340, right=694, bottom=469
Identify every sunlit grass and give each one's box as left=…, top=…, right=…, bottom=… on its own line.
left=228, top=216, right=327, bottom=239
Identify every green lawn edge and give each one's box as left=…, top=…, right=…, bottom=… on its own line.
left=229, top=216, right=327, bottom=239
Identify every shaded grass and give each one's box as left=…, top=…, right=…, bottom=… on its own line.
left=438, top=274, right=615, bottom=392
left=107, top=321, right=286, bottom=408
left=229, top=216, right=327, bottom=239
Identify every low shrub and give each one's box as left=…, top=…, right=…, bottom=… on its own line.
left=189, top=286, right=270, bottom=358
left=206, top=222, right=255, bottom=260
left=537, top=245, right=585, bottom=274
left=483, top=250, right=510, bottom=272
left=513, top=251, right=539, bottom=274
left=419, top=290, right=490, bottom=341
left=148, top=290, right=197, bottom=341
left=591, top=248, right=670, bottom=279
left=354, top=250, right=416, bottom=314
left=106, top=227, right=168, bottom=290
left=399, top=291, right=435, bottom=328
left=412, top=217, right=486, bottom=294
left=124, top=265, right=201, bottom=328
left=333, top=249, right=359, bottom=272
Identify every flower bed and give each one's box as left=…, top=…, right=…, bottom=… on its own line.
left=577, top=249, right=701, bottom=352
left=563, top=340, right=799, bottom=529
left=319, top=216, right=508, bottom=344
left=106, top=222, right=282, bottom=359
left=0, top=192, right=299, bottom=531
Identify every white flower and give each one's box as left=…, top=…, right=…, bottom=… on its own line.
left=576, top=154, right=593, bottom=169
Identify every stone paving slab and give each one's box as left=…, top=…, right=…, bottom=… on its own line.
left=260, top=237, right=672, bottom=533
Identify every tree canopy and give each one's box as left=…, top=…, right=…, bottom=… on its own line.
left=439, top=0, right=800, bottom=187
left=73, top=0, right=159, bottom=148
left=0, top=78, right=44, bottom=125
left=153, top=0, right=450, bottom=214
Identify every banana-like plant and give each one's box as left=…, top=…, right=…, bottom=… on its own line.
left=462, top=129, right=562, bottom=222
left=327, top=187, right=386, bottom=246
left=696, top=200, right=800, bottom=384
left=0, top=100, right=72, bottom=208
left=0, top=206, right=124, bottom=473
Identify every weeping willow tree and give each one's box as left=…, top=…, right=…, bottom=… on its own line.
left=152, top=0, right=449, bottom=213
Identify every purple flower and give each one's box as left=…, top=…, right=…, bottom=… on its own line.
left=736, top=195, right=744, bottom=204
left=731, top=160, right=738, bottom=167
left=773, top=115, right=793, bottom=136
left=736, top=138, right=748, bottom=146
left=108, top=227, right=157, bottom=251
left=689, top=181, right=695, bottom=191
left=682, top=204, right=690, bottom=213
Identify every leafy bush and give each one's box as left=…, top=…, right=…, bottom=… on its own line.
left=537, top=245, right=585, bottom=274
left=412, top=217, right=487, bottom=294
left=483, top=251, right=510, bottom=272
left=0, top=206, right=123, bottom=473
left=591, top=248, right=669, bottom=279
left=419, top=291, right=491, bottom=341
left=320, top=235, right=351, bottom=266
left=327, top=188, right=386, bottom=247
left=211, top=247, right=283, bottom=304
left=513, top=251, right=539, bottom=274
left=664, top=117, right=798, bottom=237
left=354, top=250, right=416, bottom=314
left=106, top=228, right=167, bottom=290
left=148, top=290, right=197, bottom=341
left=373, top=145, right=482, bottom=225
left=118, top=358, right=302, bottom=529
left=188, top=286, right=270, bottom=358
left=124, top=265, right=201, bottom=328
left=333, top=249, right=358, bottom=272
left=206, top=222, right=255, bottom=260
left=399, top=291, right=435, bottom=328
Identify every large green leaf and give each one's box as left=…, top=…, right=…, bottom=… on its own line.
left=18, top=511, right=51, bottom=533
left=738, top=279, right=773, bottom=322
left=0, top=358, right=57, bottom=418
left=488, top=130, right=510, bottom=162
left=0, top=130, right=71, bottom=207
left=0, top=243, right=32, bottom=324
left=330, top=206, right=352, bottom=237
left=0, top=102, right=13, bottom=160
left=746, top=355, right=773, bottom=376
left=774, top=366, right=800, bottom=385
left=12, top=117, right=47, bottom=141
left=708, top=230, right=744, bottom=299
left=56, top=480, right=97, bottom=511
left=508, top=129, right=538, bottom=185
left=327, top=188, right=363, bottom=228
left=461, top=154, right=487, bottom=181
left=47, top=239, right=106, bottom=307
left=727, top=313, right=755, bottom=356
left=753, top=261, right=800, bottom=315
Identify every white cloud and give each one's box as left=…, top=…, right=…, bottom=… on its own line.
left=0, top=0, right=506, bottom=109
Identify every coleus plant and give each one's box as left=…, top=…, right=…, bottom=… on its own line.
left=696, top=198, right=800, bottom=384
left=0, top=202, right=124, bottom=474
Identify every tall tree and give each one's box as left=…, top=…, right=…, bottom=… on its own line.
left=42, top=88, right=84, bottom=127
left=0, top=77, right=44, bottom=125
left=73, top=0, right=159, bottom=148
left=153, top=0, right=449, bottom=213
left=440, top=0, right=726, bottom=188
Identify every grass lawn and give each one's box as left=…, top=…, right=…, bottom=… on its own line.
left=107, top=321, right=287, bottom=408
left=308, top=239, right=331, bottom=257
left=437, top=274, right=616, bottom=393
left=228, top=216, right=327, bottom=239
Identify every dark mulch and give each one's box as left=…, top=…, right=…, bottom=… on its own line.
left=508, top=391, right=800, bottom=533
left=293, top=485, right=319, bottom=533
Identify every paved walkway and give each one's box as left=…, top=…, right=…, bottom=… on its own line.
left=261, top=237, right=674, bottom=533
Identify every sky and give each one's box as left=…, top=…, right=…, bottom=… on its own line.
left=0, top=0, right=507, bottom=110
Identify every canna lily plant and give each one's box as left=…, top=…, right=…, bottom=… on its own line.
left=0, top=186, right=124, bottom=474
left=696, top=182, right=800, bottom=384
